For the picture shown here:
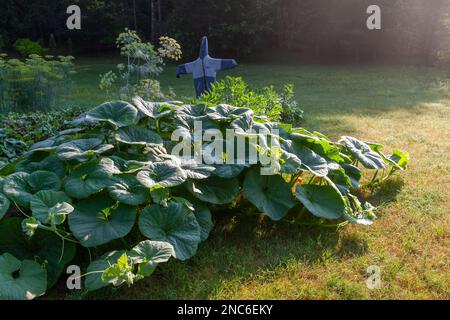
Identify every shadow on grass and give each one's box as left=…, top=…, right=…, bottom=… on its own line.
left=46, top=175, right=402, bottom=300
left=70, top=209, right=369, bottom=300
left=358, top=177, right=405, bottom=218
left=336, top=232, right=369, bottom=258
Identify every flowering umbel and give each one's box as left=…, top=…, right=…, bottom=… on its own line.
left=99, top=30, right=182, bottom=100
left=158, top=36, right=182, bottom=61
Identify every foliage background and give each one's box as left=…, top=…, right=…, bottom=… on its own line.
left=0, top=0, right=449, bottom=65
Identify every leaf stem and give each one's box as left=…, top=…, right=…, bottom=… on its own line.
left=369, top=170, right=379, bottom=185
left=286, top=220, right=349, bottom=228
left=37, top=224, right=79, bottom=243
left=58, top=237, right=65, bottom=263
left=120, top=237, right=131, bottom=250
left=14, top=202, right=30, bottom=218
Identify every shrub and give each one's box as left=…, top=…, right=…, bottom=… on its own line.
left=0, top=98, right=408, bottom=299
left=199, top=77, right=304, bottom=125
left=13, top=39, right=44, bottom=56
left=0, top=54, right=75, bottom=112
left=99, top=29, right=181, bottom=101
left=133, top=79, right=175, bottom=102
left=0, top=107, right=84, bottom=169
left=279, top=84, right=304, bottom=125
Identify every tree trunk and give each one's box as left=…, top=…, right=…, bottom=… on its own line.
left=133, top=0, right=138, bottom=31
left=150, top=0, right=156, bottom=43
left=157, top=0, right=162, bottom=21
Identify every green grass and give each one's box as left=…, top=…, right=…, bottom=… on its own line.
left=59, top=58, right=449, bottom=299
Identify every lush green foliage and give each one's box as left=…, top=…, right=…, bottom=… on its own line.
left=0, top=107, right=84, bottom=168
left=13, top=39, right=44, bottom=57
left=0, top=54, right=75, bottom=112
left=0, top=97, right=408, bottom=299
left=1, top=1, right=449, bottom=66
left=199, top=77, right=304, bottom=125
left=99, top=29, right=181, bottom=102
left=169, top=0, right=275, bottom=58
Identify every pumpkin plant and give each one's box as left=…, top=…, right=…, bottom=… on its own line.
left=0, top=98, right=409, bottom=299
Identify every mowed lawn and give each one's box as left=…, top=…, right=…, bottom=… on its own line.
left=64, top=58, right=449, bottom=299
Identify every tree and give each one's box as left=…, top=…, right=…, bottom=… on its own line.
left=150, top=0, right=156, bottom=42
left=167, top=0, right=276, bottom=58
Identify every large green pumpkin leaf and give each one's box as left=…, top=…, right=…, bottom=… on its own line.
left=230, top=112, right=253, bottom=132
left=132, top=97, right=175, bottom=119
left=138, top=203, right=201, bottom=261
left=139, top=144, right=171, bottom=163
left=367, top=143, right=410, bottom=171
left=128, top=240, right=174, bottom=276
left=0, top=159, right=20, bottom=176
left=327, top=168, right=353, bottom=195
left=109, top=155, right=149, bottom=174
left=243, top=167, right=295, bottom=221
left=212, top=164, right=245, bottom=178
left=388, top=149, right=410, bottom=171
left=28, top=135, right=70, bottom=153
left=174, top=105, right=218, bottom=130
left=295, top=184, right=345, bottom=220
left=282, top=140, right=328, bottom=176
left=176, top=104, right=209, bottom=118
left=0, top=253, right=47, bottom=300
left=173, top=157, right=216, bottom=180
left=64, top=159, right=116, bottom=199
left=341, top=164, right=362, bottom=189
left=85, top=250, right=125, bottom=291
left=115, top=126, right=163, bottom=146
left=4, top=169, right=61, bottom=205
left=56, top=138, right=113, bottom=161
left=192, top=203, right=213, bottom=242
left=186, top=176, right=239, bottom=205
left=15, top=155, right=65, bottom=178
left=30, top=190, right=73, bottom=224
left=136, top=161, right=187, bottom=189
left=207, top=104, right=253, bottom=121
left=68, top=195, right=136, bottom=247
left=175, top=192, right=213, bottom=242
left=279, top=150, right=302, bottom=174
left=107, top=174, right=150, bottom=206
left=47, top=203, right=74, bottom=226
left=344, top=210, right=374, bottom=226
left=87, top=101, right=138, bottom=128
left=56, top=127, right=86, bottom=136
left=0, top=217, right=76, bottom=288
left=295, top=146, right=328, bottom=176
left=344, top=195, right=376, bottom=226
left=340, top=136, right=386, bottom=169
left=0, top=178, right=10, bottom=220
left=27, top=170, right=61, bottom=192
left=0, top=193, right=9, bottom=220
left=2, top=172, right=33, bottom=207
left=291, top=129, right=344, bottom=163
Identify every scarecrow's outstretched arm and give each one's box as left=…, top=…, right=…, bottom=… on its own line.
left=176, top=64, right=189, bottom=78
left=176, top=61, right=196, bottom=78
left=214, top=58, right=238, bottom=71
